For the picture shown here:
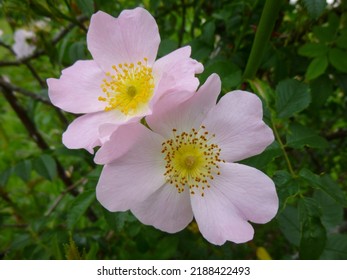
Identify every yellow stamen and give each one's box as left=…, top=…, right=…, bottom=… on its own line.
left=161, top=126, right=224, bottom=196
left=99, top=58, right=154, bottom=115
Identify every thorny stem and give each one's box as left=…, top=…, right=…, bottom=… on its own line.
left=243, top=0, right=282, bottom=80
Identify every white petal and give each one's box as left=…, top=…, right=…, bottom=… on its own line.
left=131, top=184, right=193, bottom=233
left=96, top=125, right=166, bottom=211
left=147, top=74, right=221, bottom=138
left=204, top=90, right=274, bottom=162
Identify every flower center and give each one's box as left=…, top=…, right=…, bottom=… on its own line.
left=98, top=58, right=155, bottom=116
left=161, top=126, right=225, bottom=197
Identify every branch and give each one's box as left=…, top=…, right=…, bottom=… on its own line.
left=0, top=15, right=89, bottom=67
left=325, top=129, right=347, bottom=140
left=45, top=177, right=88, bottom=217
left=0, top=78, right=50, bottom=104
left=23, top=61, right=46, bottom=88
left=0, top=78, right=69, bottom=126
left=1, top=84, right=97, bottom=222
left=243, top=0, right=282, bottom=80
left=1, top=84, right=72, bottom=184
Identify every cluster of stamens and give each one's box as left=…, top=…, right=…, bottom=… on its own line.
left=161, top=126, right=225, bottom=197
left=99, top=58, right=154, bottom=115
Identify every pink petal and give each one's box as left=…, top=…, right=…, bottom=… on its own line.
left=204, top=90, right=274, bottom=162
left=87, top=8, right=160, bottom=72
left=95, top=121, right=146, bottom=164
left=191, top=162, right=278, bottom=245
left=212, top=162, right=278, bottom=224
left=96, top=125, right=166, bottom=211
left=151, top=46, right=204, bottom=106
left=191, top=187, right=254, bottom=245
left=47, top=60, right=106, bottom=114
left=62, top=110, right=125, bottom=153
left=131, top=184, right=193, bottom=233
left=146, top=73, right=221, bottom=138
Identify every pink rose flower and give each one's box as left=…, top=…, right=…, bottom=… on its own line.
left=13, top=29, right=36, bottom=59
left=47, top=7, right=203, bottom=153
left=95, top=74, right=279, bottom=245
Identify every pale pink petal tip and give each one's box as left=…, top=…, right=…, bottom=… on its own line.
left=47, top=60, right=105, bottom=114
left=96, top=125, right=166, bottom=211
left=131, top=184, right=193, bottom=233
left=191, top=162, right=278, bottom=245
left=87, top=8, right=160, bottom=72
left=204, top=90, right=275, bottom=162
left=62, top=111, right=119, bottom=154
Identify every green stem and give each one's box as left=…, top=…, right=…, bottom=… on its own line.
left=242, top=0, right=282, bottom=80
left=272, top=120, right=296, bottom=177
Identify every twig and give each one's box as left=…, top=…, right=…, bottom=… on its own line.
left=325, top=129, right=347, bottom=140
left=1, top=84, right=97, bottom=222
left=23, top=61, right=46, bottom=88
left=45, top=178, right=88, bottom=217
left=0, top=61, right=20, bottom=67
left=0, top=15, right=88, bottom=67
left=0, top=78, right=69, bottom=126
left=0, top=77, right=50, bottom=104
left=1, top=84, right=72, bottom=186
left=272, top=121, right=296, bottom=177
left=0, top=41, right=14, bottom=53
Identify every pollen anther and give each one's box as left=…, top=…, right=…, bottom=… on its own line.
left=99, top=58, right=154, bottom=115
left=161, top=126, right=223, bottom=196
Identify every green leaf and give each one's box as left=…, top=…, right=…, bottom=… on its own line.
left=200, top=59, right=240, bottom=87
left=314, top=190, right=343, bottom=230
left=66, top=189, right=95, bottom=230
left=298, top=197, right=327, bottom=260
left=273, top=170, right=292, bottom=187
left=69, top=41, right=87, bottom=63
left=320, top=234, right=347, bottom=259
left=336, top=30, right=347, bottom=49
left=328, top=48, right=347, bottom=73
left=302, top=0, right=326, bottom=19
left=277, top=206, right=300, bottom=246
left=286, top=123, right=328, bottom=149
left=76, top=0, right=94, bottom=16
left=223, top=70, right=242, bottom=89
left=309, top=75, right=333, bottom=108
left=0, top=168, right=12, bottom=187
left=157, top=39, right=178, bottom=57
left=64, top=235, right=86, bottom=260
left=14, top=160, right=32, bottom=182
left=299, top=169, right=347, bottom=206
left=103, top=209, right=136, bottom=232
left=155, top=236, right=179, bottom=259
left=273, top=170, right=300, bottom=210
left=240, top=141, right=281, bottom=170
left=201, top=21, right=216, bottom=46
left=298, top=43, right=328, bottom=58
left=33, top=154, right=57, bottom=181
left=306, top=56, right=328, bottom=80
left=190, top=39, right=213, bottom=61
left=312, top=14, right=339, bottom=43
left=275, top=79, right=311, bottom=118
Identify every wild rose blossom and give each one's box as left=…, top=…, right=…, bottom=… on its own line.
left=95, top=74, right=279, bottom=245
left=13, top=29, right=36, bottom=59
left=47, top=7, right=203, bottom=153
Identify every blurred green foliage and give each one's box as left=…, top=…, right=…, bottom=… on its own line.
left=0, top=0, right=346, bottom=260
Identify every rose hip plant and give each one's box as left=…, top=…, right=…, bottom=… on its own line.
left=0, top=0, right=346, bottom=260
